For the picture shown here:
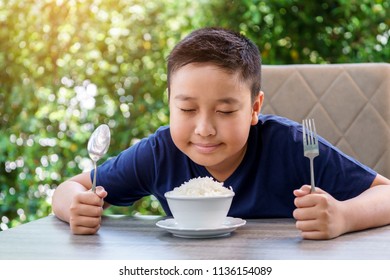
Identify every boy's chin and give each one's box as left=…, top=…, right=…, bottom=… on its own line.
left=188, top=155, right=226, bottom=169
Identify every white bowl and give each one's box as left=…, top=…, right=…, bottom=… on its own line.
left=164, top=192, right=234, bottom=229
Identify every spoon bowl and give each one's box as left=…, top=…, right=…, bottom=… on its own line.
left=87, top=124, right=111, bottom=192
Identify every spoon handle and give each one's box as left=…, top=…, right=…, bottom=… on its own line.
left=91, top=161, right=97, bottom=193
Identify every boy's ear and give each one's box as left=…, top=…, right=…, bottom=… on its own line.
left=251, top=91, right=264, bottom=125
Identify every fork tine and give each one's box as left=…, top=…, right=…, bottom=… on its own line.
left=312, top=119, right=318, bottom=145
left=308, top=119, right=314, bottom=145
left=302, top=120, right=307, bottom=144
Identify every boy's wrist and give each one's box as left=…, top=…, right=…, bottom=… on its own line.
left=338, top=199, right=355, bottom=235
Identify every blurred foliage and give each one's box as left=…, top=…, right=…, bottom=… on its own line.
left=0, top=0, right=389, bottom=230
left=210, top=0, right=389, bottom=63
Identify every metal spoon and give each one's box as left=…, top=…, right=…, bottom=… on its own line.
left=87, top=124, right=111, bottom=192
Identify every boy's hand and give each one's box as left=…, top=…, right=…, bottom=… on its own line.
left=293, top=185, right=346, bottom=240
left=69, top=186, right=107, bottom=235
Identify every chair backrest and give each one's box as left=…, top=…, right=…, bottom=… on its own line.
left=261, top=63, right=390, bottom=178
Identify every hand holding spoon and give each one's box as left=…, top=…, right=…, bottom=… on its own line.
left=87, top=124, right=111, bottom=192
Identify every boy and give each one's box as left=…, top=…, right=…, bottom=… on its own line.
left=52, top=27, right=390, bottom=239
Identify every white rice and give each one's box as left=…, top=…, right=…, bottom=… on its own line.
left=169, top=176, right=234, bottom=197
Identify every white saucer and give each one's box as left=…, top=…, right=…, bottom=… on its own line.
left=156, top=217, right=246, bottom=238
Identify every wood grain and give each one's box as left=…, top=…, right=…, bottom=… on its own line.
left=1, top=215, right=390, bottom=259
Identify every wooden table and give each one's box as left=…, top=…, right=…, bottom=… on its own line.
left=1, top=215, right=390, bottom=260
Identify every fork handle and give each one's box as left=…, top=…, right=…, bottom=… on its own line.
left=309, top=157, right=316, bottom=193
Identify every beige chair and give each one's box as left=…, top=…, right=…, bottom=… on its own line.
left=261, top=63, right=390, bottom=178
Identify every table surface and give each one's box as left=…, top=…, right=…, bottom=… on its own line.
left=1, top=214, right=390, bottom=260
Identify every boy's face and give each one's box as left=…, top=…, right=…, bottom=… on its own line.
left=169, top=63, right=263, bottom=181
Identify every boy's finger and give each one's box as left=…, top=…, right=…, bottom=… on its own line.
left=75, top=191, right=103, bottom=206
left=293, top=185, right=311, bottom=197
left=294, top=194, right=317, bottom=208
left=71, top=224, right=101, bottom=235
left=95, top=186, right=108, bottom=199
left=70, top=203, right=104, bottom=217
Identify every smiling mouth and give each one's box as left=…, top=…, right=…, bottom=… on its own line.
left=192, top=143, right=221, bottom=153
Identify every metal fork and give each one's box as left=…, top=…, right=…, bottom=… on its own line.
left=302, top=119, right=319, bottom=193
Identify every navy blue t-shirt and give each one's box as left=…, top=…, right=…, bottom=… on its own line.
left=93, top=115, right=376, bottom=218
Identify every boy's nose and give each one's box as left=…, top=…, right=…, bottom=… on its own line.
left=194, top=116, right=216, bottom=137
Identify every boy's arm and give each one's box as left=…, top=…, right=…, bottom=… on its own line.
left=293, top=174, right=390, bottom=240
left=342, top=174, right=390, bottom=234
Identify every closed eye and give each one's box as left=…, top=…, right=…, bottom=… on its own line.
left=180, top=108, right=196, bottom=113
left=217, top=110, right=237, bottom=115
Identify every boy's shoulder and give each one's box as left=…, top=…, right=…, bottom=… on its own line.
left=253, top=114, right=304, bottom=148
left=144, top=125, right=172, bottom=145
left=257, top=114, right=301, bottom=131
left=154, top=125, right=171, bottom=135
